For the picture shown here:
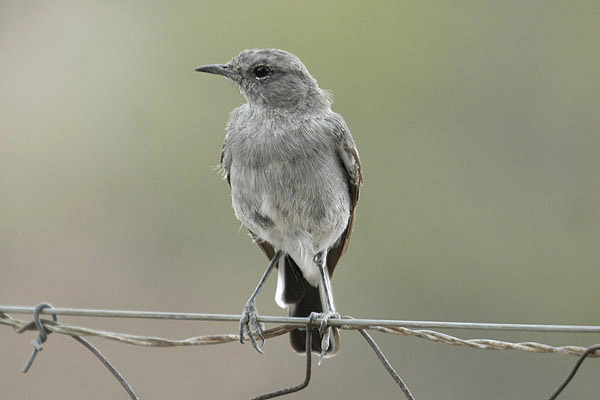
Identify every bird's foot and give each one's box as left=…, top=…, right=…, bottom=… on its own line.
left=239, top=300, right=265, bottom=354
left=310, top=310, right=340, bottom=364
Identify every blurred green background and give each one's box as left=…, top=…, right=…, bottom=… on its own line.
left=2, top=1, right=599, bottom=399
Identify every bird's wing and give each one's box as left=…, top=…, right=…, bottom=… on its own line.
left=220, top=105, right=245, bottom=186
left=221, top=108, right=275, bottom=260
left=326, top=113, right=363, bottom=276
left=219, top=141, right=231, bottom=185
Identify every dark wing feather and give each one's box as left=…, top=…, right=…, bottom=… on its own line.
left=250, top=231, right=276, bottom=260
left=220, top=142, right=231, bottom=186
left=326, top=122, right=362, bottom=277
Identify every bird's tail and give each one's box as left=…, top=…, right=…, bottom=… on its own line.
left=278, top=254, right=340, bottom=356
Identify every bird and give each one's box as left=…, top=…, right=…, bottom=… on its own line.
left=195, top=48, right=362, bottom=358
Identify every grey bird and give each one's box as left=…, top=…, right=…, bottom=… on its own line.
left=195, top=49, right=362, bottom=358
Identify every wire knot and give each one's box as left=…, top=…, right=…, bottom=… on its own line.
left=20, top=303, right=57, bottom=373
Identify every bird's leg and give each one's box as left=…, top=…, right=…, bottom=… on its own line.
left=314, top=251, right=340, bottom=361
left=240, top=250, right=283, bottom=353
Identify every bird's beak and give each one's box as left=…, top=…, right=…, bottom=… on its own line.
left=195, top=63, right=235, bottom=78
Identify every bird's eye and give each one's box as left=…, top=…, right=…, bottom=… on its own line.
left=254, top=65, right=272, bottom=79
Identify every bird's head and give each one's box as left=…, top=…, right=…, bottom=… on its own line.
left=196, top=48, right=330, bottom=111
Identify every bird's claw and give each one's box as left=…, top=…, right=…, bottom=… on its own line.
left=310, top=311, right=340, bottom=364
left=239, top=301, right=265, bottom=354
left=318, top=310, right=340, bottom=336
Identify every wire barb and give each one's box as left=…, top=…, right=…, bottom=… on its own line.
left=13, top=303, right=138, bottom=400
left=20, top=303, right=57, bottom=373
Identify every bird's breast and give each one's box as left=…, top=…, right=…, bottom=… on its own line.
left=228, top=134, right=350, bottom=251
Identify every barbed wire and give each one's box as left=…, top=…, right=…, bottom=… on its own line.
left=2, top=305, right=599, bottom=356
left=1, top=304, right=598, bottom=400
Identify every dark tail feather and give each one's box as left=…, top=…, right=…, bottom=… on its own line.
left=283, top=255, right=340, bottom=356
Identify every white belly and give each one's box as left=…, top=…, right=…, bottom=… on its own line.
left=230, top=154, right=350, bottom=286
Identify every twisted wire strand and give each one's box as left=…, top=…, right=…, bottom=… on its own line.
left=1, top=311, right=597, bottom=357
